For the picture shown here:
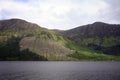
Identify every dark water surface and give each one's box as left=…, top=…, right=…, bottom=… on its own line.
left=0, top=61, right=120, bottom=80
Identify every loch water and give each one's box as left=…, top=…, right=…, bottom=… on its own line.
left=0, top=61, right=120, bottom=80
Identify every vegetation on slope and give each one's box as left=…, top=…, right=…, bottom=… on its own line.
left=0, top=19, right=74, bottom=61
left=61, top=22, right=120, bottom=56
left=0, top=19, right=120, bottom=61
left=65, top=42, right=120, bottom=61
left=0, top=35, right=47, bottom=61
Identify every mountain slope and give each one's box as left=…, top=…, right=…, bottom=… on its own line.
left=61, top=22, right=120, bottom=55
left=0, top=19, right=120, bottom=61
left=0, top=19, right=74, bottom=61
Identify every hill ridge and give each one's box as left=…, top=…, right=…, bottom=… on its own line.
left=0, top=18, right=120, bottom=61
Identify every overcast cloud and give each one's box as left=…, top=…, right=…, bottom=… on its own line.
left=0, top=0, right=120, bottom=30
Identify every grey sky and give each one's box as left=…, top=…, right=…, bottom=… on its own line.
left=0, top=0, right=120, bottom=30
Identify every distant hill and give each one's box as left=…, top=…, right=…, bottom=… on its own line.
left=0, top=19, right=74, bottom=61
left=61, top=22, right=120, bottom=55
left=0, top=19, right=120, bottom=61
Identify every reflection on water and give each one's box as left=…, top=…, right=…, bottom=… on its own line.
left=0, top=61, right=120, bottom=80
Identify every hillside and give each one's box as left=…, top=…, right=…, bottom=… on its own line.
left=61, top=22, right=120, bottom=55
left=0, top=19, right=120, bottom=61
left=0, top=19, right=75, bottom=61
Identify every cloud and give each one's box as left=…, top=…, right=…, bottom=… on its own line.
left=100, top=0, right=120, bottom=23
left=0, top=0, right=120, bottom=30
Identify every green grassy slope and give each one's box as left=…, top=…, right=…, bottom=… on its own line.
left=0, top=19, right=120, bottom=61
left=0, top=19, right=75, bottom=61
left=61, top=22, right=120, bottom=56
left=66, top=42, right=120, bottom=61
